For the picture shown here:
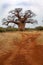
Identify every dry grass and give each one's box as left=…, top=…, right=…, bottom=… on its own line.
left=0, top=31, right=43, bottom=65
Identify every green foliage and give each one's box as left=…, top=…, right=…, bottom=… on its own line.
left=0, top=27, right=6, bottom=32
left=6, top=27, right=18, bottom=31
left=0, top=26, right=43, bottom=32
left=25, top=26, right=43, bottom=31
left=35, top=26, right=43, bottom=30
left=0, top=27, right=18, bottom=32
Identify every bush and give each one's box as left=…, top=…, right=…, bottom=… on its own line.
left=35, top=26, right=43, bottom=30
left=0, top=27, right=6, bottom=32
left=0, top=26, right=43, bottom=32
left=6, top=28, right=18, bottom=31
left=0, top=27, right=18, bottom=32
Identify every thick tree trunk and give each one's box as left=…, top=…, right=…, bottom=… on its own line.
left=18, top=23, right=25, bottom=31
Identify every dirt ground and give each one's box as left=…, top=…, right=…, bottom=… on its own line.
left=0, top=31, right=43, bottom=65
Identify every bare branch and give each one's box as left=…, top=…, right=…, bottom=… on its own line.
left=9, top=8, right=22, bottom=19
left=7, top=15, right=15, bottom=21
left=25, top=19, right=38, bottom=24
left=2, top=19, right=20, bottom=26
left=24, top=10, right=36, bottom=19
left=2, top=8, right=37, bottom=31
left=14, top=8, right=22, bottom=13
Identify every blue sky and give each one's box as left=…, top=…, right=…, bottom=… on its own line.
left=0, top=0, right=43, bottom=28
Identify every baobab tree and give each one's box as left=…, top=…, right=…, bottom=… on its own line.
left=2, top=8, right=37, bottom=31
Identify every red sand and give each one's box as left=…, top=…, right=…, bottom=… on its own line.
left=0, top=33, right=43, bottom=65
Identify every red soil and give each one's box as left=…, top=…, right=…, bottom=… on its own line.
left=0, top=32, right=43, bottom=65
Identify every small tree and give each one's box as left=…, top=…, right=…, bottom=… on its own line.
left=2, top=8, right=37, bottom=31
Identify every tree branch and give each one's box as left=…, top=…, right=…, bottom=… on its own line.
left=25, top=19, right=37, bottom=24
left=24, top=10, right=36, bottom=20
left=9, top=8, right=22, bottom=19
left=3, top=20, right=20, bottom=25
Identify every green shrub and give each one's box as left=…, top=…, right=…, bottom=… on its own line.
left=0, top=27, right=18, bottom=32
left=35, top=26, right=43, bottom=30
left=0, top=26, right=43, bottom=32
left=0, top=27, right=6, bottom=32
left=6, top=27, right=18, bottom=31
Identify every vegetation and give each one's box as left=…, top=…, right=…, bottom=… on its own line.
left=0, top=27, right=18, bottom=32
left=35, top=26, right=43, bottom=30
left=0, top=27, right=6, bottom=32
left=2, top=8, right=37, bottom=31
left=0, top=26, right=43, bottom=32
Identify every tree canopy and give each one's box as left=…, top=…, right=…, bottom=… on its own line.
left=2, top=8, right=37, bottom=31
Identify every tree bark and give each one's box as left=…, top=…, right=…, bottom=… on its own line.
left=18, top=22, right=25, bottom=31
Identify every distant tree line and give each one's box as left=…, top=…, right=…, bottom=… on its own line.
left=0, top=26, right=43, bottom=32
